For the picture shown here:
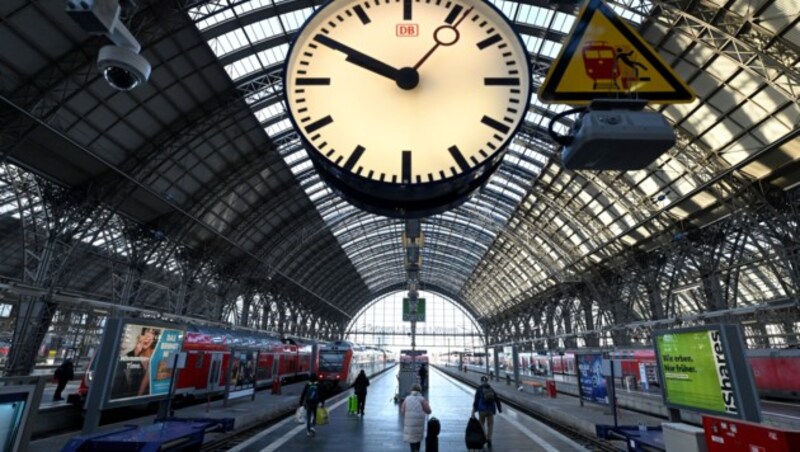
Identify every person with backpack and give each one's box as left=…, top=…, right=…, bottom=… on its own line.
left=401, top=383, right=432, bottom=451
left=299, top=373, right=325, bottom=436
left=53, top=359, right=74, bottom=401
left=472, top=375, right=502, bottom=448
left=352, top=369, right=370, bottom=416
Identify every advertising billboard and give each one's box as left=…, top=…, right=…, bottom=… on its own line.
left=109, top=323, right=184, bottom=402
left=654, top=325, right=762, bottom=421
left=577, top=353, right=608, bottom=404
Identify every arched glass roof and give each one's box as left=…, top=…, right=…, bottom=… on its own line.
left=184, top=0, right=799, bottom=317
left=0, top=0, right=796, bottom=326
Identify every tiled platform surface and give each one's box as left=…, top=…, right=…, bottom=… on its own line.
left=440, top=365, right=664, bottom=443
left=232, top=366, right=589, bottom=451
left=29, top=377, right=311, bottom=451
left=459, top=365, right=800, bottom=431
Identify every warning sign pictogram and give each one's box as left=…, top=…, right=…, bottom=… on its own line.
left=538, top=0, right=696, bottom=104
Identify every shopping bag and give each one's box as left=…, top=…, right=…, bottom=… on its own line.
left=316, top=406, right=329, bottom=425
left=347, top=394, right=358, bottom=414
left=295, top=406, right=306, bottom=424
left=465, top=416, right=486, bottom=450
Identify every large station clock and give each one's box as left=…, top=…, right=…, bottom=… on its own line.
left=285, top=0, right=531, bottom=218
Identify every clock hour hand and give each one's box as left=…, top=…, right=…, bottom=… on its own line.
left=314, top=34, right=418, bottom=90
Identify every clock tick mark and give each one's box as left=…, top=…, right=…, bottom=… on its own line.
left=444, top=4, right=463, bottom=24
left=427, top=173, right=434, bottom=182
left=481, top=116, right=510, bottom=134
left=510, top=89, right=520, bottom=94
left=477, top=34, right=502, bottom=50
left=356, top=166, right=363, bottom=176
left=402, top=151, right=412, bottom=183
left=484, top=77, right=519, bottom=86
left=353, top=5, right=371, bottom=24
left=368, top=170, right=374, bottom=179
left=439, top=170, right=447, bottom=179
left=470, top=156, right=479, bottom=165
left=344, top=145, right=366, bottom=171
left=335, top=156, right=343, bottom=165
left=326, top=149, right=335, bottom=157
left=380, top=173, right=386, bottom=182
left=298, top=108, right=308, bottom=113
left=479, top=150, right=489, bottom=158
left=320, top=141, right=327, bottom=149
left=305, top=115, right=333, bottom=133
left=487, top=143, right=497, bottom=150
left=403, top=0, right=412, bottom=20
left=392, top=175, right=398, bottom=183
left=448, top=145, right=470, bottom=172
left=296, top=77, right=331, bottom=85
left=493, top=134, right=503, bottom=141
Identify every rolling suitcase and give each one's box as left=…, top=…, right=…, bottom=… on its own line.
left=347, top=394, right=358, bottom=415
left=425, top=417, right=440, bottom=452
left=465, top=416, right=486, bottom=451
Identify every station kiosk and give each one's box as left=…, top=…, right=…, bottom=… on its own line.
left=395, top=350, right=428, bottom=402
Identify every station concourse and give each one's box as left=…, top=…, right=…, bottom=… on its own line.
left=1, top=0, right=800, bottom=451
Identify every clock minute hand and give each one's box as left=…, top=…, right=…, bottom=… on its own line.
left=314, top=34, right=419, bottom=90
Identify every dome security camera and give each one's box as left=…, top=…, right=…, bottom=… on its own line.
left=97, top=45, right=151, bottom=91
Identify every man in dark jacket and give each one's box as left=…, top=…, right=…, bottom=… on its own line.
left=53, top=359, right=74, bottom=401
left=352, top=369, right=370, bottom=416
left=472, top=376, right=502, bottom=448
left=418, top=363, right=428, bottom=389
left=299, top=373, right=325, bottom=436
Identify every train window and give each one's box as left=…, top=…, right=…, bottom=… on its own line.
left=196, top=352, right=204, bottom=368
left=319, top=351, right=345, bottom=372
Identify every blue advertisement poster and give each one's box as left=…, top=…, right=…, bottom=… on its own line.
left=577, top=353, right=608, bottom=404
left=149, top=328, right=184, bottom=395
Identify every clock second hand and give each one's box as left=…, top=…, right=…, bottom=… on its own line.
left=314, top=34, right=419, bottom=90
left=413, top=6, right=474, bottom=70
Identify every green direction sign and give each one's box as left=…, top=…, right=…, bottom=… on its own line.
left=655, top=329, right=737, bottom=415
left=402, top=298, right=426, bottom=322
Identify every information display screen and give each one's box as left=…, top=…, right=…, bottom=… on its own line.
left=577, top=353, right=608, bottom=404
left=109, top=323, right=184, bottom=402
left=655, top=327, right=738, bottom=416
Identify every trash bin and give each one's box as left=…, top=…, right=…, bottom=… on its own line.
left=546, top=379, right=557, bottom=398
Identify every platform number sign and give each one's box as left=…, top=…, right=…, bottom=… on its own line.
left=403, top=298, right=426, bottom=322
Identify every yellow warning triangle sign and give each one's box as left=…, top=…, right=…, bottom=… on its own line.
left=538, top=0, right=695, bottom=104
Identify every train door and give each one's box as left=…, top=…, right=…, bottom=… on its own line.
left=272, top=355, right=280, bottom=381
left=208, top=352, right=225, bottom=392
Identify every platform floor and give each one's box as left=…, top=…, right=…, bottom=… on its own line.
left=232, top=366, right=587, bottom=451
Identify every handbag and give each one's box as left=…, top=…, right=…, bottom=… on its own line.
left=295, top=406, right=306, bottom=424
left=316, top=405, right=329, bottom=425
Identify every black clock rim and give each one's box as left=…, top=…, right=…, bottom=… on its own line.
left=313, top=154, right=503, bottom=218
left=281, top=0, right=535, bottom=217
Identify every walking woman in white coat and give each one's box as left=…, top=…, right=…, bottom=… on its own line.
left=401, top=383, right=432, bottom=451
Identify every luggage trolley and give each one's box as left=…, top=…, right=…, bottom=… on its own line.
left=582, top=41, right=619, bottom=90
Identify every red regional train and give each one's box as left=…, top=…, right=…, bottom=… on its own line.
left=522, top=347, right=800, bottom=402
left=70, top=325, right=314, bottom=405
left=317, top=341, right=388, bottom=389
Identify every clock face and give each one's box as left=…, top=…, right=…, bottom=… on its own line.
left=285, top=0, right=531, bottom=217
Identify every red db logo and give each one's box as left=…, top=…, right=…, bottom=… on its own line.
left=396, top=24, right=419, bottom=37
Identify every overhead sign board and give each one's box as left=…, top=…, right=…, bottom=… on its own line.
left=538, top=0, right=695, bottom=104
left=402, top=298, right=426, bottom=322
left=654, top=325, right=761, bottom=421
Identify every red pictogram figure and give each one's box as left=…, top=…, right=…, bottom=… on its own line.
left=581, top=41, right=619, bottom=89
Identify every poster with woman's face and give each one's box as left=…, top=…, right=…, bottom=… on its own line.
left=109, top=323, right=183, bottom=402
